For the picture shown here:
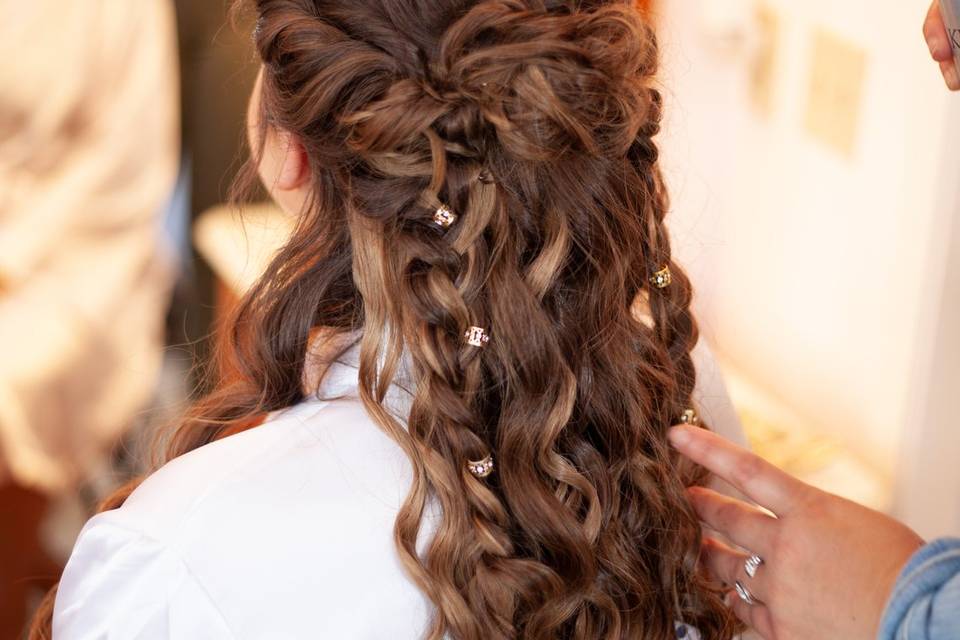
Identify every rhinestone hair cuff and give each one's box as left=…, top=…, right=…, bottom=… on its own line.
left=464, top=326, right=490, bottom=347
left=433, top=204, right=457, bottom=228
left=650, top=266, right=672, bottom=289
left=467, top=454, right=494, bottom=478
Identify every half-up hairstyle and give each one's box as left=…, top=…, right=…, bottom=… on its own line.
left=32, top=1, right=741, bottom=638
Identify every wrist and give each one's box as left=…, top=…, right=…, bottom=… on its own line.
left=870, top=533, right=926, bottom=637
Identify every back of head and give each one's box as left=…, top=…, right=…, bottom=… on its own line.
left=230, top=0, right=740, bottom=637
left=33, top=1, right=740, bottom=639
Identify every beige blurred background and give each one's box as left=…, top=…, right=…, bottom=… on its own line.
left=0, top=0, right=957, bottom=638
left=0, top=1, right=258, bottom=636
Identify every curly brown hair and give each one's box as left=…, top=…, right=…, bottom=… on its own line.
left=32, top=1, right=741, bottom=638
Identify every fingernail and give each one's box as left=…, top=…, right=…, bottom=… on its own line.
left=930, top=37, right=949, bottom=60
left=667, top=425, right=690, bottom=448
left=946, top=65, right=960, bottom=91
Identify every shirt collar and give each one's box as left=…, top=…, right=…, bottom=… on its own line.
left=310, top=330, right=417, bottom=423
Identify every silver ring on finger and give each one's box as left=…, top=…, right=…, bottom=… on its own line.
left=744, top=553, right=764, bottom=579
left=734, top=580, right=758, bottom=605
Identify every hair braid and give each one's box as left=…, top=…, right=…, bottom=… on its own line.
left=349, top=81, right=538, bottom=638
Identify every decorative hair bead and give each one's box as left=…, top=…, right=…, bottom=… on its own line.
left=467, top=454, right=494, bottom=478
left=477, top=169, right=495, bottom=184
left=650, top=266, right=672, bottom=289
left=433, top=204, right=457, bottom=228
left=464, top=326, right=490, bottom=347
left=680, top=408, right=700, bottom=425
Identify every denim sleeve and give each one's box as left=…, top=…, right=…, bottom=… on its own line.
left=878, top=537, right=960, bottom=640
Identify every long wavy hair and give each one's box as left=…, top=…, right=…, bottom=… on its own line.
left=32, top=1, right=741, bottom=638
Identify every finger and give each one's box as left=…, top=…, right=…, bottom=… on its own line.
left=725, top=588, right=776, bottom=639
left=701, top=537, right=771, bottom=603
left=688, top=486, right=778, bottom=556
left=940, top=59, right=960, bottom=90
left=925, top=1, right=953, bottom=61
left=667, top=425, right=808, bottom=515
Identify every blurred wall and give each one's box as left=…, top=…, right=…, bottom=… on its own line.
left=655, top=0, right=960, bottom=504
left=171, top=0, right=259, bottom=375
left=896, top=103, right=960, bottom=537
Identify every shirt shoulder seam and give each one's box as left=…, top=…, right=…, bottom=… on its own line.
left=81, top=519, right=242, bottom=639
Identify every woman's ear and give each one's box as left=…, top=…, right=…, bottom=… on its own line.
left=247, top=67, right=311, bottom=215
left=260, top=129, right=312, bottom=215
left=273, top=131, right=310, bottom=192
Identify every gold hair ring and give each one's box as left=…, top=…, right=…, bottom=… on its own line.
left=464, top=326, right=490, bottom=347
left=680, top=408, right=700, bottom=425
left=433, top=204, right=457, bottom=228
left=650, top=266, right=672, bottom=289
left=467, top=454, right=494, bottom=478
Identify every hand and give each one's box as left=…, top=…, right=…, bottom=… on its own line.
left=667, top=424, right=926, bottom=640
left=924, top=1, right=960, bottom=90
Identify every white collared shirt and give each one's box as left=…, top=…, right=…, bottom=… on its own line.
left=53, top=337, right=739, bottom=638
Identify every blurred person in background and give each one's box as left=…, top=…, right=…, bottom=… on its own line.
left=0, top=1, right=179, bottom=636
